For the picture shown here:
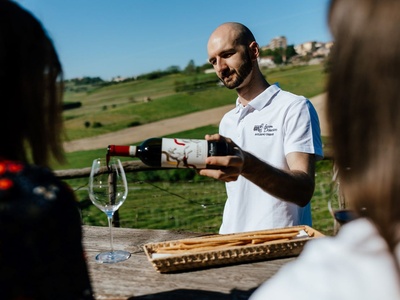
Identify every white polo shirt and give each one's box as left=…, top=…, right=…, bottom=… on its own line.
left=219, top=84, right=323, bottom=234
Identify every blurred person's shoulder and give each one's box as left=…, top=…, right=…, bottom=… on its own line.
left=0, top=159, right=77, bottom=213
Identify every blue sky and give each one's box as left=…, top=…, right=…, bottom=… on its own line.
left=16, top=0, right=332, bottom=81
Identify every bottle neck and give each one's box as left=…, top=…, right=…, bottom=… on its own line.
left=107, top=145, right=137, bottom=157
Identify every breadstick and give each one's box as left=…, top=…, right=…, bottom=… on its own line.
left=175, top=230, right=299, bottom=245
left=251, top=238, right=290, bottom=244
left=156, top=241, right=248, bottom=254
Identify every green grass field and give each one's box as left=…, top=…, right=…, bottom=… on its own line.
left=60, top=64, right=336, bottom=236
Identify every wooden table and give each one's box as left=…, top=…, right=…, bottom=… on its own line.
left=83, top=225, right=296, bottom=300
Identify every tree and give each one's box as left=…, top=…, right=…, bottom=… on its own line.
left=165, top=65, right=181, bottom=74
left=260, top=46, right=299, bottom=65
left=285, top=45, right=297, bottom=61
left=184, top=59, right=196, bottom=74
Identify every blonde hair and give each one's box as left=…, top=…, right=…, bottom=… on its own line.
left=328, top=0, right=400, bottom=250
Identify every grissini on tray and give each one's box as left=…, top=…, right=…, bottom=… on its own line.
left=153, top=226, right=309, bottom=254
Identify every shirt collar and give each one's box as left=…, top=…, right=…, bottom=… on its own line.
left=234, top=84, right=281, bottom=113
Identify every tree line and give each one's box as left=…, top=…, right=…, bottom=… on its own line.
left=64, top=44, right=297, bottom=87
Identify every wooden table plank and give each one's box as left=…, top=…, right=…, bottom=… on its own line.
left=83, top=226, right=295, bottom=299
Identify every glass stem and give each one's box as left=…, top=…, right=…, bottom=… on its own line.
left=108, top=215, right=114, bottom=253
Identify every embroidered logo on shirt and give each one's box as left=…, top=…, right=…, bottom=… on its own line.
left=253, top=123, right=277, bottom=136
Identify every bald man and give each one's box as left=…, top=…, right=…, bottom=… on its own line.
left=199, top=22, right=323, bottom=234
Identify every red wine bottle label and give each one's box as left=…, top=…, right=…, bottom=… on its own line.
left=161, top=138, right=207, bottom=168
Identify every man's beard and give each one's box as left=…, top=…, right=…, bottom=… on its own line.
left=220, top=51, right=253, bottom=89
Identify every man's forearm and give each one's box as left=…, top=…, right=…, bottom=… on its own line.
left=241, top=151, right=315, bottom=207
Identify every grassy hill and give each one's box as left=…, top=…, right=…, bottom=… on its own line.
left=63, top=64, right=327, bottom=141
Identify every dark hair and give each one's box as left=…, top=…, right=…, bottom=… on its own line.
left=327, top=0, right=400, bottom=251
left=0, top=0, right=65, bottom=167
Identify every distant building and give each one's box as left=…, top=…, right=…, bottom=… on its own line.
left=295, top=41, right=316, bottom=56
left=258, top=56, right=276, bottom=68
left=269, top=36, right=287, bottom=50
left=111, top=76, right=126, bottom=82
left=313, top=41, right=333, bottom=57
left=295, top=41, right=333, bottom=57
left=261, top=36, right=287, bottom=51
left=204, top=68, right=216, bottom=74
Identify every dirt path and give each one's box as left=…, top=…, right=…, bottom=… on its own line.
left=63, top=93, right=327, bottom=153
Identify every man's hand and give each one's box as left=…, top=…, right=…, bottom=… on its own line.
left=199, top=134, right=244, bottom=182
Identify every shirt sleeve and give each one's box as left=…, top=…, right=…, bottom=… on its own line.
left=283, top=99, right=323, bottom=160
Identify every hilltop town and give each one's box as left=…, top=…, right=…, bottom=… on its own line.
left=258, top=36, right=333, bottom=68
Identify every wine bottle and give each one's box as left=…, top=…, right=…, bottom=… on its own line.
left=107, top=138, right=232, bottom=169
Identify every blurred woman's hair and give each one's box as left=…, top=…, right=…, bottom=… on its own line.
left=0, top=0, right=65, bottom=167
left=327, top=0, right=400, bottom=250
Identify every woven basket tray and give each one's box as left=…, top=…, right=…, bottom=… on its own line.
left=144, top=225, right=324, bottom=273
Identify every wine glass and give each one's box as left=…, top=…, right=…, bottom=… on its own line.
left=328, top=198, right=357, bottom=226
left=328, top=168, right=357, bottom=228
left=88, top=157, right=131, bottom=263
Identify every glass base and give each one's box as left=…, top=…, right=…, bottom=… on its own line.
left=95, top=250, right=131, bottom=263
